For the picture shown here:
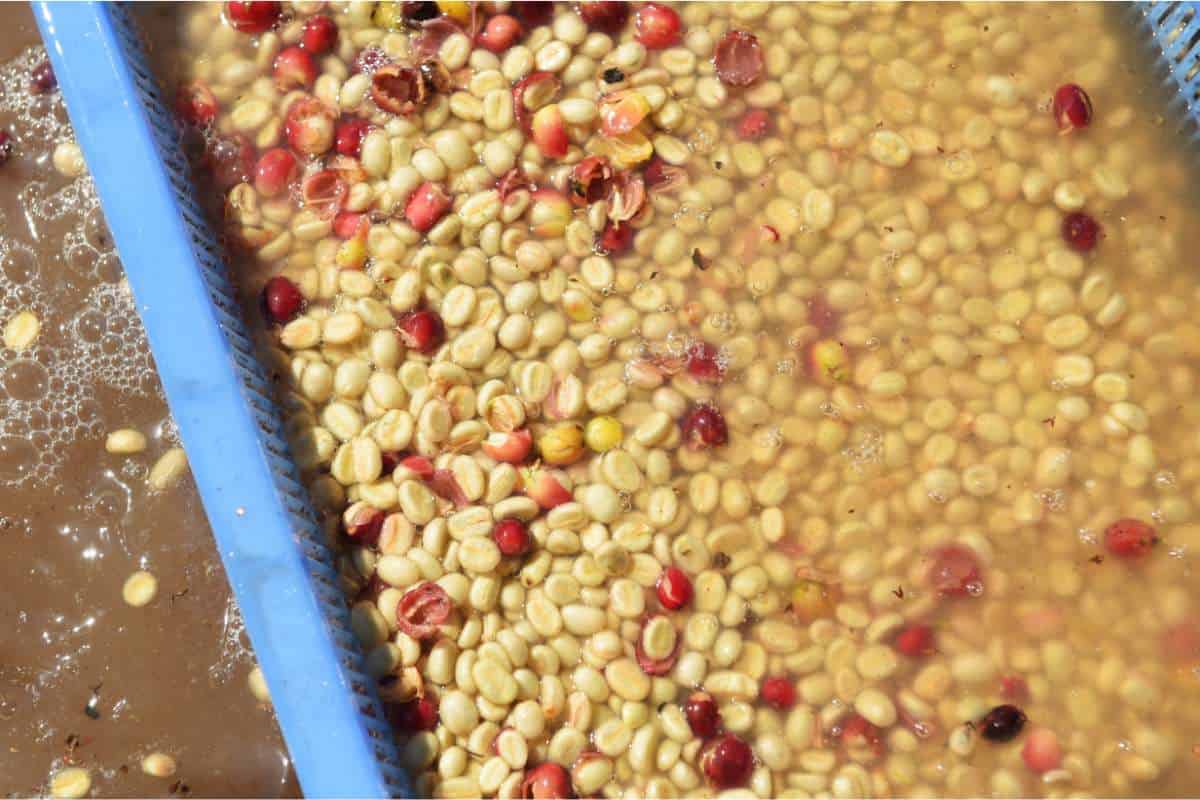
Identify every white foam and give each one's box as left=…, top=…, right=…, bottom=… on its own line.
left=0, top=46, right=158, bottom=488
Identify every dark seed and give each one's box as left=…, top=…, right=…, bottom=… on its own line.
left=979, top=704, right=1027, bottom=742
left=30, top=59, right=57, bottom=94
left=602, top=67, right=625, bottom=83
left=402, top=1, right=439, bottom=22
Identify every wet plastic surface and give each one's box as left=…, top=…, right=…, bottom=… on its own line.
left=0, top=5, right=299, bottom=796
left=32, top=3, right=408, bottom=796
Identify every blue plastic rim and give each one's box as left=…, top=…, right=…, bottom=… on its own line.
left=1130, top=1, right=1200, bottom=142
left=33, top=3, right=409, bottom=797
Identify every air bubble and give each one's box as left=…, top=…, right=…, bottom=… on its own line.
left=1154, top=470, right=1176, bottom=489
left=0, top=47, right=154, bottom=489
left=842, top=427, right=883, bottom=471
left=82, top=207, right=111, bottom=250
left=1038, top=489, right=1067, bottom=512
left=709, top=312, right=736, bottom=333
left=754, top=426, right=783, bottom=450
left=2, top=359, right=49, bottom=401
left=95, top=253, right=122, bottom=284
left=1, top=244, right=38, bottom=284
left=209, top=599, right=252, bottom=687
left=0, top=437, right=37, bottom=482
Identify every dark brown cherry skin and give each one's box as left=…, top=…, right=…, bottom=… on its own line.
left=680, top=404, right=728, bottom=449
left=342, top=503, right=385, bottom=545
left=391, top=696, right=438, bottom=732
left=262, top=275, right=304, bottom=324
left=979, top=704, right=1027, bottom=742
left=577, top=1, right=630, bottom=35
left=700, top=732, right=754, bottom=789
left=512, top=2, right=554, bottom=29
left=207, top=134, right=256, bottom=189
left=1052, top=83, right=1093, bottom=131
left=684, top=691, right=721, bottom=739
left=597, top=221, right=634, bottom=255
left=1061, top=211, right=1100, bottom=252
left=176, top=80, right=219, bottom=127
left=401, top=1, right=439, bottom=23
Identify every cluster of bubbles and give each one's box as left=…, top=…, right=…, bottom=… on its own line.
left=0, top=47, right=72, bottom=145
left=842, top=425, right=884, bottom=471
left=0, top=47, right=158, bottom=490
left=1037, top=488, right=1068, bottom=512
left=208, top=596, right=253, bottom=687
left=753, top=425, right=783, bottom=451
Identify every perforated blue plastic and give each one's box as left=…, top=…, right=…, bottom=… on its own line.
left=1130, top=1, right=1200, bottom=142
left=33, top=3, right=409, bottom=797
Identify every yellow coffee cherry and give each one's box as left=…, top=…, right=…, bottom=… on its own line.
left=562, top=289, right=596, bottom=322
left=808, top=339, right=850, bottom=385
left=538, top=423, right=585, bottom=465
left=372, top=1, right=403, bottom=29
left=335, top=226, right=368, bottom=270
left=584, top=416, right=624, bottom=453
left=437, top=1, right=471, bottom=24
left=791, top=579, right=838, bottom=622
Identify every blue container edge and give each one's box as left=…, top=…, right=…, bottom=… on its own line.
left=32, top=3, right=409, bottom=797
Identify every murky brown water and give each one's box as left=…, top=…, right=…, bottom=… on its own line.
left=156, top=1, right=1200, bottom=798
left=12, top=1, right=1200, bottom=798
left=0, top=6, right=298, bottom=796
